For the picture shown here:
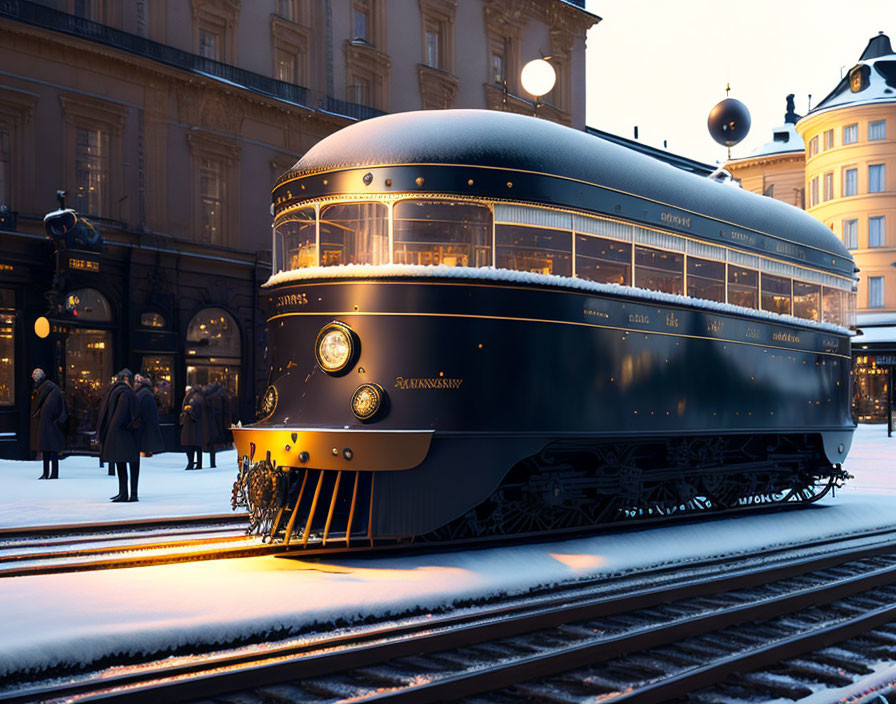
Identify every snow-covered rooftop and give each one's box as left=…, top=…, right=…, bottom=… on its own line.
left=809, top=33, right=896, bottom=114
left=746, top=122, right=805, bottom=157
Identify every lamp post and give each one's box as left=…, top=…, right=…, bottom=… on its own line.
left=520, top=58, right=556, bottom=116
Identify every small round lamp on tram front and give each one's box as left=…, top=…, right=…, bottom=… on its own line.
left=521, top=58, right=556, bottom=115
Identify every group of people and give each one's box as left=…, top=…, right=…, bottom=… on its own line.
left=29, top=368, right=164, bottom=501
left=94, top=369, right=164, bottom=502
left=31, top=369, right=237, bottom=499
left=179, top=383, right=235, bottom=470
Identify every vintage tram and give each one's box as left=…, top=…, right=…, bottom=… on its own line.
left=231, top=109, right=856, bottom=547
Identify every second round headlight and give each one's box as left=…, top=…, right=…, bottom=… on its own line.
left=315, top=321, right=357, bottom=374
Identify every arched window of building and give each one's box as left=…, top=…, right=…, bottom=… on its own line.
left=61, top=287, right=113, bottom=451
left=185, top=307, right=241, bottom=397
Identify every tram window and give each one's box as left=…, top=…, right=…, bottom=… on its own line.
left=319, top=202, right=387, bottom=266
left=793, top=281, right=821, bottom=321
left=727, top=266, right=758, bottom=309
left=496, top=225, right=571, bottom=276
left=0, top=289, right=13, bottom=406
left=686, top=257, right=725, bottom=303
left=575, top=234, right=631, bottom=285
left=822, top=286, right=844, bottom=327
left=634, top=246, right=683, bottom=295
left=761, top=273, right=792, bottom=316
left=393, top=200, right=492, bottom=267
left=274, top=207, right=316, bottom=272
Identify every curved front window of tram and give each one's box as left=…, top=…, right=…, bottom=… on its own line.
left=319, top=202, right=387, bottom=267
left=274, top=207, right=316, bottom=274
left=393, top=200, right=492, bottom=267
left=62, top=288, right=113, bottom=450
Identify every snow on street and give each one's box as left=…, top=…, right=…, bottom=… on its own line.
left=0, top=426, right=893, bottom=678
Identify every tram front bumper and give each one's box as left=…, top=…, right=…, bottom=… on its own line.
left=231, top=426, right=434, bottom=472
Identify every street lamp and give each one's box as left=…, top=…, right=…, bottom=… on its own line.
left=520, top=58, right=556, bottom=115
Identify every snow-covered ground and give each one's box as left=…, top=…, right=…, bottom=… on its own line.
left=0, top=425, right=894, bottom=680
left=0, top=449, right=239, bottom=529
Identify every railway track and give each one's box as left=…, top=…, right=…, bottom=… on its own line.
left=7, top=526, right=896, bottom=703
left=0, top=514, right=265, bottom=577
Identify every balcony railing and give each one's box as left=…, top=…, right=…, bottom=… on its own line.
left=0, top=0, right=386, bottom=122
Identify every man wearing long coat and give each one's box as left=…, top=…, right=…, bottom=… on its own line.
left=30, top=368, right=67, bottom=479
left=96, top=369, right=140, bottom=502
left=135, top=374, right=165, bottom=455
left=180, top=385, right=204, bottom=469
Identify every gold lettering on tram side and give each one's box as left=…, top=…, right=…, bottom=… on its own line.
left=706, top=319, right=723, bottom=334
left=660, top=212, right=692, bottom=228
left=394, top=376, right=464, bottom=390
left=276, top=292, right=308, bottom=308
left=745, top=327, right=761, bottom=340
left=822, top=337, right=839, bottom=352
left=665, top=313, right=679, bottom=328
left=772, top=331, right=801, bottom=344
left=628, top=313, right=650, bottom=324
left=584, top=306, right=610, bottom=320
left=729, top=230, right=757, bottom=246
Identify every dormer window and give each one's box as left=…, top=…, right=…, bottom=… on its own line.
left=773, top=131, right=789, bottom=143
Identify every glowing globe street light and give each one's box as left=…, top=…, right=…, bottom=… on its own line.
left=520, top=58, right=556, bottom=99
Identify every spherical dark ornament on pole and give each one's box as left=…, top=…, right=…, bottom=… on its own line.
left=707, top=98, right=751, bottom=147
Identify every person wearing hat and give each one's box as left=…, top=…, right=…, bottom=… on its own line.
left=95, top=369, right=140, bottom=501
left=30, top=368, right=67, bottom=479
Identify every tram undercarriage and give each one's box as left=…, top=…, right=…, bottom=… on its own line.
left=231, top=433, right=850, bottom=549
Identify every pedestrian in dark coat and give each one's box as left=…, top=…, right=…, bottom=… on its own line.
left=201, top=383, right=224, bottom=468
left=30, top=369, right=67, bottom=479
left=96, top=369, right=140, bottom=502
left=134, top=374, right=165, bottom=455
left=180, top=385, right=204, bottom=470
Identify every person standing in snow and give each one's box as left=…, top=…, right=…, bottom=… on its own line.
left=30, top=368, right=67, bottom=479
left=180, top=385, right=205, bottom=469
left=134, top=373, right=165, bottom=458
left=96, top=369, right=140, bottom=502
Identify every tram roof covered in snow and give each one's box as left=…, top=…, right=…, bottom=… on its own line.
left=278, top=110, right=853, bottom=278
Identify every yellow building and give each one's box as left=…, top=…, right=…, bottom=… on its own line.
left=797, top=32, right=896, bottom=422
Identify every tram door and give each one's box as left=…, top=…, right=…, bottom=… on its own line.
left=60, top=289, right=113, bottom=452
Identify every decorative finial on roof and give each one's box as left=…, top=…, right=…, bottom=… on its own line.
left=784, top=94, right=800, bottom=124
left=859, top=31, right=893, bottom=61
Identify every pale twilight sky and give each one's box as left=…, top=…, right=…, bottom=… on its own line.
left=584, top=0, right=896, bottom=165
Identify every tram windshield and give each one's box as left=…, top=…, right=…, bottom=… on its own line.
left=271, top=197, right=856, bottom=328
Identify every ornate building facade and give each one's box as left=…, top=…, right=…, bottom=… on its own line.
left=0, top=0, right=598, bottom=458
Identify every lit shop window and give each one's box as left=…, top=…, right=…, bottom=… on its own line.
left=186, top=307, right=241, bottom=397
left=141, top=355, right=174, bottom=414
left=0, top=288, right=13, bottom=406
left=139, top=311, right=167, bottom=329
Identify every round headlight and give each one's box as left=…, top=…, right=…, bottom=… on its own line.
left=315, top=321, right=357, bottom=374
left=351, top=383, right=385, bottom=421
